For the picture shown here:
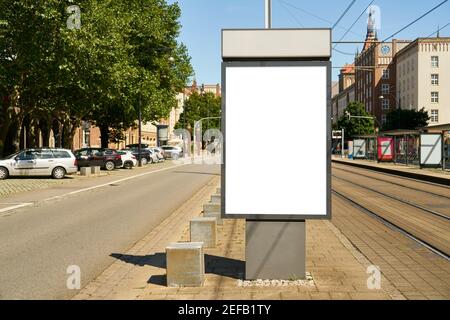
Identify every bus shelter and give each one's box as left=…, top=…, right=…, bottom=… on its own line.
left=382, top=130, right=420, bottom=166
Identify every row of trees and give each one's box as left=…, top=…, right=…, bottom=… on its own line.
left=0, top=0, right=193, bottom=157
left=334, top=102, right=430, bottom=137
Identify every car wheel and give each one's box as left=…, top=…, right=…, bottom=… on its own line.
left=172, top=153, right=179, bottom=160
left=124, top=161, right=133, bottom=169
left=141, top=157, right=148, bottom=166
left=0, top=167, right=9, bottom=180
left=105, top=161, right=115, bottom=171
left=52, top=167, right=66, bottom=179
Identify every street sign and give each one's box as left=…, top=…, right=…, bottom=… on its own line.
left=222, top=60, right=331, bottom=220
left=332, top=130, right=342, bottom=139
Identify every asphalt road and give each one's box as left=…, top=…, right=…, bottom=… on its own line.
left=0, top=162, right=219, bottom=300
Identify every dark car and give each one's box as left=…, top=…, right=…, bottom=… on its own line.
left=74, top=148, right=122, bottom=171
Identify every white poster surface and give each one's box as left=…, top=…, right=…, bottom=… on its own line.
left=353, top=139, right=366, bottom=158
left=420, top=134, right=442, bottom=166
left=224, top=64, right=329, bottom=218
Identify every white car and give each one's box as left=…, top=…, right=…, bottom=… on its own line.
left=0, top=149, right=78, bottom=180
left=117, top=150, right=137, bottom=169
left=149, top=147, right=165, bottom=162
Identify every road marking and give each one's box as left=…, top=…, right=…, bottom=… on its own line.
left=0, top=163, right=188, bottom=216
left=0, top=203, right=33, bottom=215
left=44, top=163, right=187, bottom=201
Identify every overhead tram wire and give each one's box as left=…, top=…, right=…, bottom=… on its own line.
left=380, top=0, right=449, bottom=43
left=277, top=0, right=305, bottom=27
left=332, top=0, right=357, bottom=30
left=278, top=0, right=364, bottom=37
left=425, top=21, right=450, bottom=38
left=333, top=0, right=375, bottom=50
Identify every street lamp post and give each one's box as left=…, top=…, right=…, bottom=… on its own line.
left=138, top=94, right=143, bottom=167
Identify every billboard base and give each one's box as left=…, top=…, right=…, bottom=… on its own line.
left=245, top=220, right=305, bottom=280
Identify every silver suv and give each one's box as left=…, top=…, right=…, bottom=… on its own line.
left=0, top=149, right=78, bottom=180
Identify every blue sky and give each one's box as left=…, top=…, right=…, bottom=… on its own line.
left=169, top=0, right=450, bottom=83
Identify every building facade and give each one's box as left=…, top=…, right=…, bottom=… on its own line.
left=396, top=37, right=450, bottom=125
left=332, top=64, right=355, bottom=124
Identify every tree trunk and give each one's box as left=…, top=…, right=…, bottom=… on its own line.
left=52, top=119, right=62, bottom=148
left=100, top=124, right=109, bottom=148
left=40, top=118, right=50, bottom=148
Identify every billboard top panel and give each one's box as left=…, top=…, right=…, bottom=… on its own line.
left=222, top=29, right=331, bottom=59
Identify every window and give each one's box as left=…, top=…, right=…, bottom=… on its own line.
left=431, top=92, right=439, bottom=103
left=382, top=99, right=390, bottom=110
left=17, top=150, right=37, bottom=160
left=381, top=84, right=390, bottom=94
left=52, top=151, right=71, bottom=158
left=431, top=56, right=439, bottom=67
left=382, top=69, right=390, bottom=79
left=381, top=115, right=387, bottom=125
left=38, top=150, right=54, bottom=159
left=431, top=74, right=439, bottom=85
left=430, top=109, right=439, bottom=123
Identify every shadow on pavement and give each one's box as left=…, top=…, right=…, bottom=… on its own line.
left=110, top=252, right=245, bottom=287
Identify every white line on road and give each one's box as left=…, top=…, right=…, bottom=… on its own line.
left=0, top=163, right=188, bottom=216
left=0, top=203, right=33, bottom=215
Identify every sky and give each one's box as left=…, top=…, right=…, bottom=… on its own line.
left=169, top=0, right=450, bottom=83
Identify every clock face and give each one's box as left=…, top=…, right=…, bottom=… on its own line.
left=381, top=45, right=391, bottom=55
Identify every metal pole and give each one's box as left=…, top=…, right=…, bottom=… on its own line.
left=138, top=95, right=142, bottom=167
left=341, top=128, right=345, bottom=159
left=265, top=0, right=272, bottom=29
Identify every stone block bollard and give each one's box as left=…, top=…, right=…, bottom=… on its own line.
left=203, top=211, right=223, bottom=225
left=190, top=217, right=217, bottom=248
left=210, top=194, right=221, bottom=204
left=80, top=167, right=91, bottom=177
left=166, top=242, right=205, bottom=287
left=91, top=166, right=101, bottom=175
left=203, top=202, right=220, bottom=214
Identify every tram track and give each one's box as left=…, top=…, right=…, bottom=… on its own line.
left=332, top=189, right=450, bottom=262
left=332, top=174, right=450, bottom=220
left=333, top=164, right=450, bottom=200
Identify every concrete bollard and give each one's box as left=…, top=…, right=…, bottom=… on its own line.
left=216, top=187, right=221, bottom=194
left=166, top=242, right=205, bottom=287
left=210, top=194, right=221, bottom=204
left=80, top=167, right=91, bottom=177
left=203, top=202, right=220, bottom=214
left=190, top=217, right=217, bottom=248
left=203, top=211, right=223, bottom=225
left=91, top=166, right=101, bottom=175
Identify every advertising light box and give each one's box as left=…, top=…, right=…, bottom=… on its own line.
left=222, top=61, right=331, bottom=220
left=420, top=134, right=442, bottom=168
left=353, top=139, right=367, bottom=159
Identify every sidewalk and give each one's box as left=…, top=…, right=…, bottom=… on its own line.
left=332, top=157, right=450, bottom=185
left=73, top=176, right=402, bottom=300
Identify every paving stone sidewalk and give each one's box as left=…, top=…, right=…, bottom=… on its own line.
left=73, top=176, right=403, bottom=300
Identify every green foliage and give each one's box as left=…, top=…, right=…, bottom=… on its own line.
left=336, top=102, right=375, bottom=137
left=0, top=0, right=193, bottom=152
left=383, top=107, right=429, bottom=131
left=175, top=91, right=221, bottom=132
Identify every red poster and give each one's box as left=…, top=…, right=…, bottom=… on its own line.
left=377, top=137, right=394, bottom=161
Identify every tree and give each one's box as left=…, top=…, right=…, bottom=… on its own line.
left=336, top=102, right=375, bottom=137
left=383, top=107, right=429, bottom=131
left=175, top=91, right=221, bottom=134
left=0, top=0, right=193, bottom=154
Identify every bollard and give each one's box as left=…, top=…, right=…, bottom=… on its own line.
left=166, top=242, right=205, bottom=287
left=216, top=187, right=221, bottom=194
left=210, top=194, right=221, bottom=204
left=203, top=202, right=220, bottom=214
left=190, top=217, right=217, bottom=248
left=80, top=167, right=91, bottom=177
left=203, top=211, right=223, bottom=225
left=91, top=166, right=101, bottom=175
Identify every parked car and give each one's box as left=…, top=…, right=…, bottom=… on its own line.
left=73, top=148, right=122, bottom=171
left=160, top=145, right=183, bottom=159
left=124, top=148, right=157, bottom=165
left=117, top=150, right=137, bottom=169
left=0, top=148, right=78, bottom=180
left=149, top=147, right=165, bottom=162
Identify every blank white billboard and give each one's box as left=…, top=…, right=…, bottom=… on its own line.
left=420, top=134, right=442, bottom=166
left=223, top=62, right=330, bottom=219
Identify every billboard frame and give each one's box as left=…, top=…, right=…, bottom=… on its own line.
left=221, top=60, right=331, bottom=221
left=419, top=133, right=443, bottom=169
